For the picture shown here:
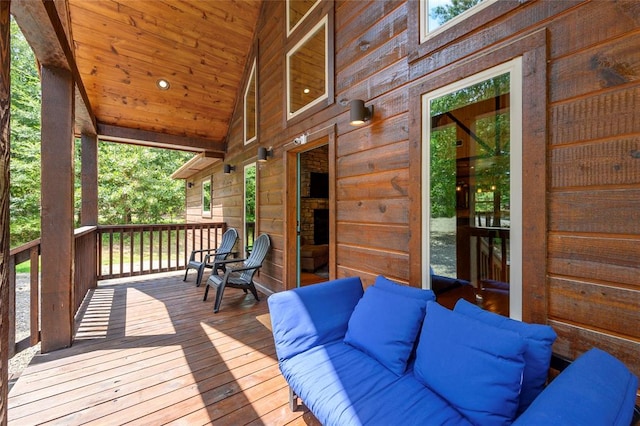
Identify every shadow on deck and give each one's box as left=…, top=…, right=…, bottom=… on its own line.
left=8, top=271, right=319, bottom=425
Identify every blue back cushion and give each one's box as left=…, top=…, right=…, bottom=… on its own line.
left=345, top=286, right=427, bottom=376
left=269, top=276, right=364, bottom=362
left=374, top=275, right=436, bottom=302
left=415, top=302, right=526, bottom=425
left=454, top=299, right=557, bottom=413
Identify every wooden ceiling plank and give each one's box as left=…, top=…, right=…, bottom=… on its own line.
left=73, top=42, right=242, bottom=99
left=65, top=0, right=262, bottom=145
left=71, top=2, right=253, bottom=64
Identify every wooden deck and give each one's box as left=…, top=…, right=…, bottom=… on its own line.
left=8, top=271, right=319, bottom=425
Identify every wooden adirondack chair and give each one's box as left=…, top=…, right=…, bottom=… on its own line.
left=203, top=233, right=271, bottom=313
left=183, top=227, right=238, bottom=287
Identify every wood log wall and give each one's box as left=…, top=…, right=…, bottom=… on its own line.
left=185, top=0, right=640, bottom=381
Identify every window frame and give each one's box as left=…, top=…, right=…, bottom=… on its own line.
left=244, top=58, right=258, bottom=145
left=407, top=0, right=521, bottom=63
left=244, top=162, right=257, bottom=256
left=419, top=0, right=499, bottom=44
left=285, top=14, right=330, bottom=122
left=201, top=177, right=212, bottom=218
left=421, top=58, right=523, bottom=319
left=286, top=0, right=321, bottom=37
left=407, top=29, right=548, bottom=323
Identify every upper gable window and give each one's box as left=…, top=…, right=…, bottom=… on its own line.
left=286, top=15, right=328, bottom=120
left=287, top=0, right=320, bottom=36
left=244, top=58, right=257, bottom=145
left=420, top=0, right=498, bottom=43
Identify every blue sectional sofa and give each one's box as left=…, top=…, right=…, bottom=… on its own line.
left=268, top=276, right=638, bottom=426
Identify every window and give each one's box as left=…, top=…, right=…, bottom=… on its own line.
left=420, top=0, right=497, bottom=43
left=287, top=0, right=320, bottom=36
left=202, top=178, right=211, bottom=218
left=286, top=15, right=329, bottom=120
left=244, top=163, right=256, bottom=256
left=244, top=59, right=257, bottom=145
left=422, top=58, right=522, bottom=319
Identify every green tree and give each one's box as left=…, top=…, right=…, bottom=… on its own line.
left=10, top=18, right=41, bottom=247
left=97, top=143, right=191, bottom=224
left=431, top=0, right=482, bottom=25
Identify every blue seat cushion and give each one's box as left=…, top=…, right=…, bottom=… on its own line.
left=280, top=341, right=472, bottom=426
left=415, top=302, right=526, bottom=426
left=269, top=276, right=364, bottom=362
left=374, top=275, right=436, bottom=301
left=344, top=286, right=426, bottom=376
left=454, top=299, right=557, bottom=413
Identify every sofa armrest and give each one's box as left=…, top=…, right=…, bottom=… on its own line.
left=268, top=276, right=363, bottom=362
left=514, top=348, right=638, bottom=426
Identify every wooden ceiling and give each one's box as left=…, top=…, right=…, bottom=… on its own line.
left=66, top=0, right=262, bottom=153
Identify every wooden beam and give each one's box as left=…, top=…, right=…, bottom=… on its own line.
left=11, top=0, right=96, bottom=134
left=97, top=123, right=226, bottom=156
left=40, top=65, right=75, bottom=353
left=0, top=1, right=11, bottom=421
left=80, top=133, right=98, bottom=226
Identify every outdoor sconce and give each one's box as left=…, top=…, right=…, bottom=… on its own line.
left=349, top=99, right=373, bottom=126
left=258, top=146, right=273, bottom=162
left=187, top=182, right=194, bottom=189
left=223, top=164, right=236, bottom=174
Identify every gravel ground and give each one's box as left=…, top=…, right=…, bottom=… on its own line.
left=9, top=273, right=40, bottom=387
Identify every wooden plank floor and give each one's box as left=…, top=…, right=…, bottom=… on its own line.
left=8, top=271, right=320, bottom=425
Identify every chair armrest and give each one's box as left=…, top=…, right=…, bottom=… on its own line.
left=213, top=257, right=248, bottom=266
left=514, top=348, right=638, bottom=426
left=268, top=276, right=364, bottom=362
left=203, top=250, right=235, bottom=263
left=228, top=264, right=261, bottom=273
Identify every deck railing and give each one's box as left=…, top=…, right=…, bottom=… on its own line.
left=97, top=222, right=226, bottom=280
left=8, top=222, right=226, bottom=357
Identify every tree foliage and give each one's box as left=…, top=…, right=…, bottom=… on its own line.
left=96, top=143, right=191, bottom=225
left=431, top=0, right=482, bottom=25
left=10, top=18, right=41, bottom=247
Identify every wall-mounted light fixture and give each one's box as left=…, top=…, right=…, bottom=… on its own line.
left=223, top=164, right=236, bottom=174
left=258, top=146, right=274, bottom=162
left=349, top=99, right=373, bottom=126
left=187, top=182, right=194, bottom=189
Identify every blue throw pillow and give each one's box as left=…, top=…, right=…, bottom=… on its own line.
left=374, top=275, right=436, bottom=302
left=344, top=286, right=427, bottom=376
left=453, top=299, right=557, bottom=414
left=415, top=302, right=526, bottom=425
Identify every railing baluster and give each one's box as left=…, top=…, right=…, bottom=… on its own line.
left=29, top=246, right=39, bottom=346
left=129, top=228, right=134, bottom=276
left=8, top=256, right=15, bottom=359
left=109, top=230, right=114, bottom=277
left=159, top=228, right=163, bottom=271
left=119, top=230, right=124, bottom=276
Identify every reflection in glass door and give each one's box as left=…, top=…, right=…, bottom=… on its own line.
left=244, top=163, right=256, bottom=257
left=423, top=59, right=522, bottom=318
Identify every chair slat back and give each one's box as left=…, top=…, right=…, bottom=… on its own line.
left=214, top=228, right=239, bottom=263
left=239, top=233, right=270, bottom=282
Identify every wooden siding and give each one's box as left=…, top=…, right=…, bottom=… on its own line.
left=187, top=0, right=640, bottom=383
left=8, top=272, right=316, bottom=425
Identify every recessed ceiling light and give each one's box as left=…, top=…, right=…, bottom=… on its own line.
left=303, top=88, right=310, bottom=94
left=156, top=78, right=170, bottom=90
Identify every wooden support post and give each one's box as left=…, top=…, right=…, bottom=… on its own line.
left=0, top=1, right=10, bottom=422
left=81, top=133, right=98, bottom=226
left=40, top=65, right=75, bottom=353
